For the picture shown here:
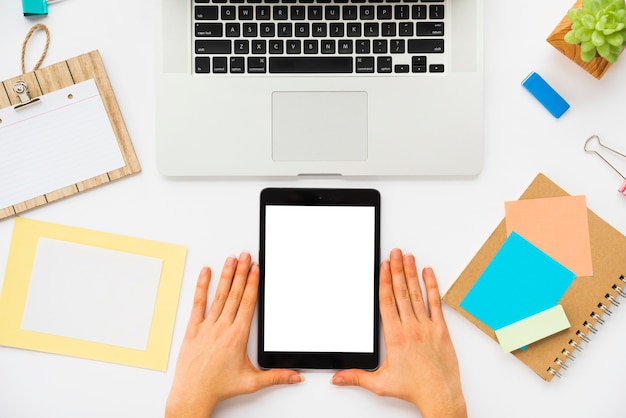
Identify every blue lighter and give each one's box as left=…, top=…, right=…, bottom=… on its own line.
left=522, top=72, right=570, bottom=119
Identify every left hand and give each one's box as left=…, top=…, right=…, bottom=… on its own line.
left=165, top=252, right=304, bottom=418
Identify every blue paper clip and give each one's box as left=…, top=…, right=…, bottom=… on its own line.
left=22, top=0, right=48, bottom=16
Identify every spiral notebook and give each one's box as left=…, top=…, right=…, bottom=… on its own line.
left=443, top=173, right=626, bottom=381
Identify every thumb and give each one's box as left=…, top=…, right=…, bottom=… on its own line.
left=331, top=369, right=375, bottom=390
left=256, top=369, right=305, bottom=389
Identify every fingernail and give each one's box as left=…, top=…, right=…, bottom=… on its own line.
left=331, top=376, right=345, bottom=385
left=382, top=260, right=390, bottom=271
left=251, top=263, right=259, bottom=273
left=240, top=251, right=250, bottom=260
left=200, top=266, right=210, bottom=276
left=423, top=266, right=434, bottom=277
left=225, top=257, right=236, bottom=266
left=289, top=374, right=304, bottom=384
left=391, top=248, right=402, bottom=259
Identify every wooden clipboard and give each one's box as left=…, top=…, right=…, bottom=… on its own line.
left=0, top=50, right=140, bottom=220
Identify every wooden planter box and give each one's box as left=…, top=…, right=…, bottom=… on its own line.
left=547, top=0, right=621, bottom=79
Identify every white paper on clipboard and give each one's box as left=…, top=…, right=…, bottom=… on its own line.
left=0, top=79, right=125, bottom=209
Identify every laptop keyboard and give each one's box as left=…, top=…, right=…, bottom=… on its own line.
left=193, top=0, right=446, bottom=75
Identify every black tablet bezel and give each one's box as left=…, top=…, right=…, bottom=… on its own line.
left=258, top=188, right=380, bottom=370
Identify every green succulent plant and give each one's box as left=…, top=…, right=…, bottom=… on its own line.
left=564, top=0, right=626, bottom=63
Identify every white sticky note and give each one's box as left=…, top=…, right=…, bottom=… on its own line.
left=21, top=238, right=163, bottom=351
left=0, top=79, right=125, bottom=209
left=495, top=305, right=570, bottom=352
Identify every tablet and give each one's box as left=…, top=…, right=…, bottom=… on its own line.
left=258, top=188, right=380, bottom=370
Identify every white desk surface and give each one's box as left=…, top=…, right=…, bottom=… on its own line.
left=1, top=1, right=626, bottom=417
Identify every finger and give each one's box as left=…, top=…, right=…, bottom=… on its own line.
left=331, top=369, right=379, bottom=394
left=422, top=267, right=444, bottom=324
left=234, top=262, right=260, bottom=328
left=206, top=256, right=237, bottom=322
left=389, top=248, right=415, bottom=322
left=255, top=369, right=305, bottom=390
left=219, top=252, right=253, bottom=323
left=402, top=253, right=428, bottom=320
left=188, top=267, right=212, bottom=328
left=379, top=259, right=400, bottom=329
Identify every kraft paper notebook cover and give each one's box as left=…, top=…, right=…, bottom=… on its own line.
left=0, top=50, right=140, bottom=221
left=443, top=173, right=626, bottom=381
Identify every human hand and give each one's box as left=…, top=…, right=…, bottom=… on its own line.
left=165, top=252, right=304, bottom=418
left=331, top=248, right=467, bottom=418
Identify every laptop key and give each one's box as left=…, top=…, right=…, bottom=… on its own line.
left=398, top=22, right=413, bottom=36
left=196, top=23, right=223, bottom=37
left=342, top=5, right=358, bottom=19
left=373, top=39, right=387, bottom=53
left=248, top=57, right=267, bottom=73
left=377, top=56, right=392, bottom=73
left=195, top=57, right=211, bottom=73
left=238, top=5, right=254, bottom=19
left=195, top=5, right=219, bottom=20
left=304, top=40, right=318, bottom=54
left=429, top=64, right=444, bottom=72
left=252, top=39, right=266, bottom=53
left=360, top=6, right=374, bottom=19
left=221, top=6, right=236, bottom=20
left=321, top=39, right=336, bottom=53
left=417, top=22, right=444, bottom=36
left=269, top=40, right=284, bottom=53
left=256, top=6, right=270, bottom=19
left=230, top=57, right=245, bottom=73
left=286, top=40, right=302, bottom=54
left=429, top=4, right=444, bottom=19
left=412, top=55, right=427, bottom=72
left=312, top=22, right=327, bottom=37
left=394, top=64, right=409, bottom=73
left=390, top=39, right=405, bottom=53
left=338, top=39, right=353, bottom=54
left=356, top=39, right=370, bottom=53
left=355, top=56, right=374, bottom=73
left=243, top=23, right=258, bottom=37
left=196, top=40, right=232, bottom=54
left=269, top=57, right=353, bottom=73
left=213, top=57, right=228, bottom=73
left=411, top=4, right=426, bottom=19
left=381, top=22, right=396, bottom=36
left=226, top=23, right=240, bottom=37
left=407, top=39, right=443, bottom=53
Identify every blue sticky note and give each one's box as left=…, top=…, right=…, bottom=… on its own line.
left=522, top=72, right=570, bottom=118
left=460, top=231, right=576, bottom=330
left=22, top=0, right=48, bottom=16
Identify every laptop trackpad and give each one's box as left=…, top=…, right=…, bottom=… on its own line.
left=272, top=91, right=368, bottom=161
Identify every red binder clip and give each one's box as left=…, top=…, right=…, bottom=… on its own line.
left=584, top=135, right=626, bottom=196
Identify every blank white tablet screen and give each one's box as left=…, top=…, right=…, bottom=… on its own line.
left=264, top=205, right=375, bottom=353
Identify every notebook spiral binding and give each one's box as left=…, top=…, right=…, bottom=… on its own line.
left=547, top=275, right=626, bottom=378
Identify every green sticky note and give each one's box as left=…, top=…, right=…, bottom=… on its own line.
left=495, top=305, right=570, bottom=352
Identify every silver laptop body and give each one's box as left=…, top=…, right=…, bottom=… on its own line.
left=156, top=0, right=484, bottom=176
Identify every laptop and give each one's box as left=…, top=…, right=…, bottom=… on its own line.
left=156, top=0, right=484, bottom=176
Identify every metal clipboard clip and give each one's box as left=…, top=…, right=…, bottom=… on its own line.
left=13, top=80, right=41, bottom=110
left=12, top=24, right=49, bottom=110
left=584, top=135, right=626, bottom=196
